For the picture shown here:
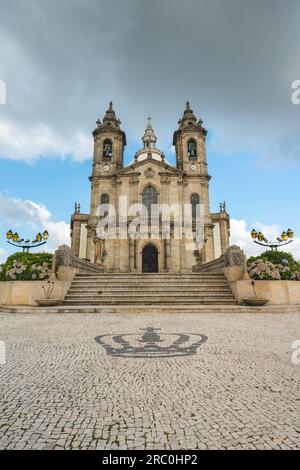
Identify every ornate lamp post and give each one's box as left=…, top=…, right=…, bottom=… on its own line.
left=251, top=228, right=294, bottom=251
left=6, top=230, right=49, bottom=252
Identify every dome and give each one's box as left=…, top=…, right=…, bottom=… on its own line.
left=134, top=117, right=165, bottom=163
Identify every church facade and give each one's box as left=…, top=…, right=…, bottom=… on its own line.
left=70, top=102, right=230, bottom=273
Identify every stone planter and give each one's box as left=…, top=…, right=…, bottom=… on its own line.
left=36, top=299, right=62, bottom=307
left=243, top=297, right=269, bottom=306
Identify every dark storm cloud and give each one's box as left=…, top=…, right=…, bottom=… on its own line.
left=0, top=0, right=300, bottom=162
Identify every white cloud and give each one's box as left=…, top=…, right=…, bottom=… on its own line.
left=0, top=119, right=93, bottom=162
left=0, top=193, right=70, bottom=257
left=0, top=1, right=300, bottom=164
left=0, top=247, right=8, bottom=263
left=230, top=218, right=300, bottom=261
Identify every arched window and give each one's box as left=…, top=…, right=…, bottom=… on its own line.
left=103, top=139, right=112, bottom=159
left=100, top=193, right=109, bottom=217
left=188, top=139, right=197, bottom=160
left=142, top=186, right=158, bottom=216
left=191, top=193, right=200, bottom=219
left=101, top=193, right=109, bottom=204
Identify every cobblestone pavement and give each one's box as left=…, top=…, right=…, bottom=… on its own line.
left=0, top=312, right=299, bottom=450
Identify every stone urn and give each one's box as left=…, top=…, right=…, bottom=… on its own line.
left=36, top=281, right=62, bottom=307
left=243, top=280, right=269, bottom=306
left=243, top=297, right=269, bottom=306
left=36, top=298, right=62, bottom=307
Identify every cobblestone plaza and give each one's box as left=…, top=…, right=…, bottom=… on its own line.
left=0, top=311, right=299, bottom=450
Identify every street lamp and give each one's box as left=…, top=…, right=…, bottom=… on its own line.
left=6, top=230, right=50, bottom=252
left=251, top=227, right=294, bottom=251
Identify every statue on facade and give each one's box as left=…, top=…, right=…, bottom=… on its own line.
left=93, top=235, right=105, bottom=265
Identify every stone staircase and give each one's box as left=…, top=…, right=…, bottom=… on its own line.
left=63, top=272, right=237, bottom=306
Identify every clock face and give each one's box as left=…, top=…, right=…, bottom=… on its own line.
left=103, top=164, right=110, bottom=172
left=191, top=164, right=196, bottom=171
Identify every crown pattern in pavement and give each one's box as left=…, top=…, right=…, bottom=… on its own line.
left=95, top=326, right=208, bottom=358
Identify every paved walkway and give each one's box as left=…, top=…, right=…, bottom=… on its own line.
left=0, top=312, right=299, bottom=450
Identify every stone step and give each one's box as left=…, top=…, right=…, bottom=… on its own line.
left=71, top=279, right=229, bottom=284
left=68, top=287, right=232, bottom=294
left=64, top=296, right=236, bottom=305
left=72, top=279, right=228, bottom=287
left=64, top=296, right=236, bottom=303
left=67, top=289, right=232, bottom=297
left=63, top=301, right=237, bottom=305
left=74, top=273, right=226, bottom=278
left=1, top=304, right=300, bottom=314
left=74, top=273, right=226, bottom=279
left=64, top=271, right=236, bottom=306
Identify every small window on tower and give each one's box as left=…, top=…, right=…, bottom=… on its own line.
left=103, top=139, right=112, bottom=159
left=191, top=193, right=200, bottom=219
left=100, top=193, right=109, bottom=217
left=101, top=194, right=109, bottom=205
left=188, top=139, right=197, bottom=160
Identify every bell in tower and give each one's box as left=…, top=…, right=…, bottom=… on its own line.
left=92, top=102, right=126, bottom=176
left=173, top=101, right=208, bottom=176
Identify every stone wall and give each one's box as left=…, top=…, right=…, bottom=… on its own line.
left=230, top=280, right=300, bottom=305
left=0, top=281, right=71, bottom=306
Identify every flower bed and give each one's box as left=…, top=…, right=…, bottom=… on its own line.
left=247, top=250, right=300, bottom=281
left=0, top=252, right=53, bottom=281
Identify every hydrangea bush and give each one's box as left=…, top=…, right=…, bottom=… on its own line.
left=247, top=250, right=300, bottom=281
left=0, top=252, right=53, bottom=281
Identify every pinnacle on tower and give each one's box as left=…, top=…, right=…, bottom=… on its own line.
left=176, top=101, right=206, bottom=134
left=142, top=116, right=157, bottom=149
left=93, top=101, right=125, bottom=138
left=102, top=101, right=120, bottom=128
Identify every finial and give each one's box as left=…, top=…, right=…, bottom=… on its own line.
left=96, top=119, right=101, bottom=127
left=78, top=203, right=81, bottom=213
left=109, top=101, right=113, bottom=111
left=147, top=115, right=152, bottom=127
left=75, top=202, right=78, bottom=213
left=186, top=101, right=190, bottom=110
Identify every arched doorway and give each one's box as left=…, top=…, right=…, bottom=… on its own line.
left=142, top=244, right=158, bottom=273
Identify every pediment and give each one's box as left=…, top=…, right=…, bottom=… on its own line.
left=117, top=156, right=181, bottom=177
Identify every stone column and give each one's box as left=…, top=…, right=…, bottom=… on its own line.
left=71, top=219, right=81, bottom=257
left=178, top=177, right=188, bottom=272
left=129, top=237, right=135, bottom=272
left=204, top=224, right=214, bottom=263
left=112, top=177, right=121, bottom=272
left=86, top=223, right=96, bottom=262
left=219, top=213, right=230, bottom=254
left=165, top=238, right=171, bottom=272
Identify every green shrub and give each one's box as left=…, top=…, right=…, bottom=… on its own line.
left=247, top=250, right=300, bottom=271
left=0, top=252, right=53, bottom=281
left=247, top=250, right=300, bottom=281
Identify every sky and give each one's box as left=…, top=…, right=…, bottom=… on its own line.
left=0, top=0, right=300, bottom=262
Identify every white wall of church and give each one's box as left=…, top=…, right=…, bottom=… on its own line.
left=213, top=222, right=222, bottom=259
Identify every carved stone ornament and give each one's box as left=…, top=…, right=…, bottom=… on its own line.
left=224, top=245, right=245, bottom=267
left=144, top=167, right=155, bottom=178
left=55, top=245, right=75, bottom=268
left=160, top=175, right=171, bottom=184
left=129, top=175, right=139, bottom=185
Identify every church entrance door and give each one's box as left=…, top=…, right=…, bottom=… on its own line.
left=142, top=244, right=158, bottom=273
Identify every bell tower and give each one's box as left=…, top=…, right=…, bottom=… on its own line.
left=173, top=101, right=208, bottom=176
left=92, top=102, right=126, bottom=177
